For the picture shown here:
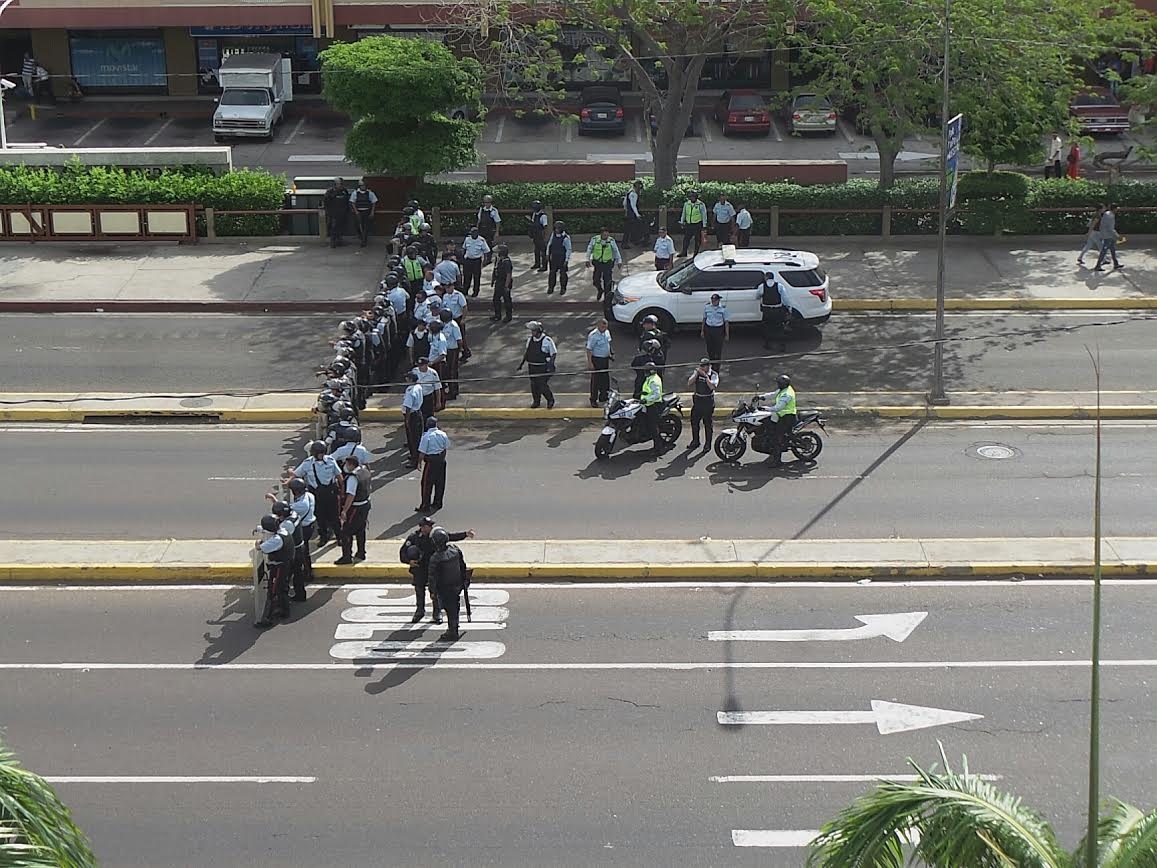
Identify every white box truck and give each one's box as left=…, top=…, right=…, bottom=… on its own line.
left=212, top=53, right=293, bottom=142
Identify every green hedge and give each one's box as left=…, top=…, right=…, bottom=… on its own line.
left=0, top=164, right=287, bottom=236
left=416, top=172, right=1157, bottom=237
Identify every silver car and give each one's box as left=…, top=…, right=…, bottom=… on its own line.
left=786, top=93, right=837, bottom=134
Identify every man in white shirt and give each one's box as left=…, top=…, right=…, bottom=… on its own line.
left=461, top=228, right=491, bottom=297
left=734, top=204, right=753, bottom=248
left=1046, top=133, right=1063, bottom=179
left=622, top=180, right=645, bottom=248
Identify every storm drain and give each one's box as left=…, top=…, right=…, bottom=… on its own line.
left=968, top=443, right=1020, bottom=460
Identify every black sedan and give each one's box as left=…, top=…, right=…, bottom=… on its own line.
left=578, top=86, right=626, bottom=135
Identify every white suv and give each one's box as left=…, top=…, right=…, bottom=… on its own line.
left=611, top=248, right=833, bottom=332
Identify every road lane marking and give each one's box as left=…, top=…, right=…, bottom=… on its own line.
left=287, top=154, right=346, bottom=162
left=346, top=588, right=509, bottom=606
left=143, top=119, right=173, bottom=146
left=700, top=114, right=713, bottom=143
left=770, top=118, right=784, bottom=143
left=72, top=119, right=106, bottom=146
left=733, top=829, right=818, bottom=848
left=283, top=116, right=307, bottom=145
left=712, top=773, right=1000, bottom=783
left=709, top=611, right=927, bottom=643
left=341, top=605, right=509, bottom=623
left=718, top=701, right=982, bottom=734
left=335, top=622, right=506, bottom=638
left=494, top=115, right=505, bottom=144
left=328, top=640, right=507, bottom=660
left=44, top=776, right=316, bottom=784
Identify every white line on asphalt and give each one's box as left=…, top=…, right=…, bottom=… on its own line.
left=143, top=118, right=173, bottom=147
left=494, top=115, right=506, bottom=144
left=334, top=622, right=506, bottom=638
left=340, top=606, right=509, bottom=623
left=347, top=588, right=510, bottom=606
left=700, top=114, right=713, bottom=143
left=44, top=776, right=316, bottom=784
left=709, top=612, right=927, bottom=643
left=72, top=119, right=106, bottom=146
left=718, top=701, right=983, bottom=734
left=287, top=154, right=346, bottom=162
left=634, top=115, right=643, bottom=143
left=837, top=120, right=857, bottom=144
left=733, top=829, right=819, bottom=848
left=770, top=118, right=784, bottom=143
left=4, top=659, right=1157, bottom=672
left=712, top=773, right=1001, bottom=783
left=283, top=116, right=307, bottom=145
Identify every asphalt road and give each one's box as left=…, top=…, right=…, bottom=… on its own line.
left=2, top=420, right=1153, bottom=540
left=1, top=581, right=1155, bottom=867
left=4, top=310, right=1155, bottom=394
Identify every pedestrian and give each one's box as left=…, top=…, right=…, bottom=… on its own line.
left=1094, top=202, right=1124, bottom=271
left=734, top=203, right=753, bottom=248
left=701, top=292, right=730, bottom=372
left=529, top=199, right=549, bottom=272
left=477, top=194, right=501, bottom=259
left=678, top=190, right=708, bottom=257
left=519, top=321, right=557, bottom=409
left=546, top=221, right=573, bottom=296
left=1045, top=133, right=1063, bottom=179
left=623, top=179, right=645, bottom=248
left=400, top=517, right=476, bottom=624
left=440, top=280, right=470, bottom=362
left=434, top=250, right=462, bottom=290
left=34, top=64, right=54, bottom=105
left=1066, top=141, right=1081, bottom=180
left=402, top=245, right=428, bottom=295
left=711, top=193, right=736, bottom=247
left=461, top=227, right=490, bottom=297
left=586, top=227, right=622, bottom=310
left=334, top=454, right=371, bottom=565
left=427, top=527, right=469, bottom=642
left=439, top=309, right=463, bottom=400
left=686, top=358, right=719, bottom=451
left=407, top=318, right=431, bottom=368
left=417, top=416, right=450, bottom=512
left=324, top=178, right=351, bottom=248
left=288, top=440, right=341, bottom=546
left=586, top=317, right=613, bottom=407
left=653, top=226, right=676, bottom=271
left=412, top=357, right=442, bottom=415
left=640, top=361, right=668, bottom=455
left=1077, top=204, right=1105, bottom=267
left=20, top=52, right=36, bottom=99
left=491, top=243, right=514, bottom=323
left=402, top=372, right=425, bottom=467
left=350, top=179, right=378, bottom=247
left=759, top=276, right=789, bottom=351
left=254, top=513, right=292, bottom=627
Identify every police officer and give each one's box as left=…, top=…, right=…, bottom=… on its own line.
left=759, top=275, right=789, bottom=352
left=623, top=179, right=645, bottom=248
left=476, top=194, right=501, bottom=254
left=711, top=193, right=736, bottom=247
left=701, top=292, right=730, bottom=372
left=412, top=357, right=442, bottom=417
left=400, top=517, right=476, bottom=623
left=417, top=416, right=450, bottom=512
left=767, top=373, right=798, bottom=466
left=324, top=177, right=351, bottom=248
left=440, top=280, right=470, bottom=361
left=255, top=513, right=292, bottom=627
left=427, top=528, right=469, bottom=642
left=586, top=318, right=613, bottom=407
left=439, top=309, right=463, bottom=401
left=335, top=454, right=372, bottom=565
left=434, top=251, right=462, bottom=290
left=640, top=361, right=668, bottom=455
left=402, top=372, right=426, bottom=467
left=528, top=199, right=549, bottom=271
left=330, top=425, right=373, bottom=467
left=350, top=179, right=378, bottom=247
left=402, top=245, right=429, bottom=295
left=491, top=243, right=514, bottom=323
left=678, top=190, right=708, bottom=257
left=286, top=478, right=316, bottom=597
left=586, top=227, right=622, bottom=310
left=461, top=227, right=491, bottom=298
left=631, top=338, right=662, bottom=399
left=269, top=499, right=305, bottom=602
left=546, top=221, right=572, bottom=296
left=686, top=358, right=719, bottom=451
left=638, top=313, right=672, bottom=363
left=289, top=440, right=341, bottom=545
left=735, top=203, right=753, bottom=248
left=519, top=321, right=557, bottom=409
left=407, top=319, right=431, bottom=369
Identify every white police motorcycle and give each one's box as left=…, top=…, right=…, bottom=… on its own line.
left=714, top=394, right=826, bottom=464
left=594, top=387, right=683, bottom=459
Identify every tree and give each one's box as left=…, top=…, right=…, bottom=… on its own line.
left=435, top=0, right=794, bottom=189
left=320, top=36, right=483, bottom=177
left=805, top=748, right=1157, bottom=867
left=0, top=738, right=96, bottom=868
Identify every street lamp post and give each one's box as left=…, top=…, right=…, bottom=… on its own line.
left=929, top=0, right=951, bottom=405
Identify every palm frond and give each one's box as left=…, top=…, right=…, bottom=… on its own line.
left=806, top=751, right=1067, bottom=868
left=1080, top=799, right=1157, bottom=868
left=0, top=742, right=96, bottom=868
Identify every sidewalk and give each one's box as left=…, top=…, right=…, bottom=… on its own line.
left=0, top=536, right=1152, bottom=582
left=2, top=236, right=1156, bottom=312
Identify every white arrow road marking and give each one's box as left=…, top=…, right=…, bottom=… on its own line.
left=346, top=588, right=510, bottom=606
left=709, top=611, right=927, bottom=643
left=334, top=622, right=506, bottom=639
left=341, top=606, right=509, bottom=623
left=328, top=640, right=506, bottom=660
left=718, top=700, right=982, bottom=735
left=734, top=829, right=921, bottom=848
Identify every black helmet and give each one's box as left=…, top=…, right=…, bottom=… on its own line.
left=260, top=514, right=280, bottom=534
left=383, top=274, right=400, bottom=289
left=407, top=199, right=420, bottom=209
left=331, top=358, right=350, bottom=375
left=776, top=373, right=791, bottom=389
left=334, top=402, right=354, bottom=421
left=406, top=245, right=418, bottom=257
left=343, top=425, right=362, bottom=444
left=643, top=339, right=660, bottom=353
left=554, top=220, right=566, bottom=232
left=689, top=189, right=700, bottom=198
left=270, top=500, right=291, bottom=518
left=431, top=527, right=450, bottom=548
left=288, top=478, right=307, bottom=496
left=532, top=199, right=542, bottom=208
left=386, top=254, right=401, bottom=266
left=642, top=314, right=658, bottom=326
left=403, top=206, right=415, bottom=216
left=439, top=308, right=453, bottom=322
left=318, top=394, right=337, bottom=412
left=340, top=320, right=356, bottom=334
left=644, top=361, right=657, bottom=371
left=354, top=317, right=370, bottom=333
left=309, top=439, right=327, bottom=456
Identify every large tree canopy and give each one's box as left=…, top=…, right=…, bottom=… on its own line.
left=321, top=36, right=484, bottom=177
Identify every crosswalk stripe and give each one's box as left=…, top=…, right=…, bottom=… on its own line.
left=341, top=606, right=509, bottom=623
left=732, top=830, right=819, bottom=848
left=328, top=640, right=506, bottom=660
left=346, top=588, right=510, bottom=606
left=334, top=622, right=507, bottom=638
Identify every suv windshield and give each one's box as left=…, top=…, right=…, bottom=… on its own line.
left=660, top=260, right=699, bottom=291
left=220, top=88, right=271, bottom=106
left=779, top=268, right=827, bottom=288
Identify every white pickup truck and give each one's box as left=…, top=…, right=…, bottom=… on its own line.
left=212, top=53, right=293, bottom=142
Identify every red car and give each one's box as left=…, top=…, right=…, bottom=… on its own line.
left=714, top=89, right=771, bottom=136
left=1069, top=86, right=1130, bottom=135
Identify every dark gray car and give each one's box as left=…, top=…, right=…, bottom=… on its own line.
left=578, top=86, right=625, bottom=135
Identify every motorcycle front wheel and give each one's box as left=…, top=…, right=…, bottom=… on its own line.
left=594, top=433, right=613, bottom=460
left=714, top=433, right=747, bottom=462
left=657, top=414, right=682, bottom=445
left=790, top=431, right=823, bottom=462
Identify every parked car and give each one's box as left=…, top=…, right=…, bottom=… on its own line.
left=785, top=93, right=838, bottom=135
left=714, top=90, right=771, bottom=136
left=1069, top=86, right=1130, bottom=135
left=611, top=248, right=832, bottom=333
left=649, top=109, right=695, bottom=138
left=578, top=86, right=626, bottom=135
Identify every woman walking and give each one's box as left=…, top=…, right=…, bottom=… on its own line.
left=1078, top=204, right=1105, bottom=267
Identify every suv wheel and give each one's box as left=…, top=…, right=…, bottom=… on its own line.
left=633, top=309, right=675, bottom=335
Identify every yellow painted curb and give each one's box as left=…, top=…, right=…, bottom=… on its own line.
left=0, top=409, right=84, bottom=422
left=838, top=297, right=1157, bottom=312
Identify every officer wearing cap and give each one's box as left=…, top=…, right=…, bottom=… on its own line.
left=288, top=440, right=341, bottom=546
left=412, top=357, right=442, bottom=416
left=687, top=358, right=719, bottom=451
left=701, top=293, right=730, bottom=372
left=400, top=518, right=476, bottom=624
left=640, top=361, right=668, bottom=455
left=330, top=426, right=373, bottom=466
left=402, top=371, right=425, bottom=467
left=417, top=416, right=451, bottom=512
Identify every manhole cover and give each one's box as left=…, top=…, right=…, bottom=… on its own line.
left=975, top=444, right=1016, bottom=460
left=179, top=397, right=214, bottom=408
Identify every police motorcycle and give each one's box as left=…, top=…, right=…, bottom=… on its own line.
left=594, top=382, right=684, bottom=460
left=713, top=394, right=826, bottom=464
